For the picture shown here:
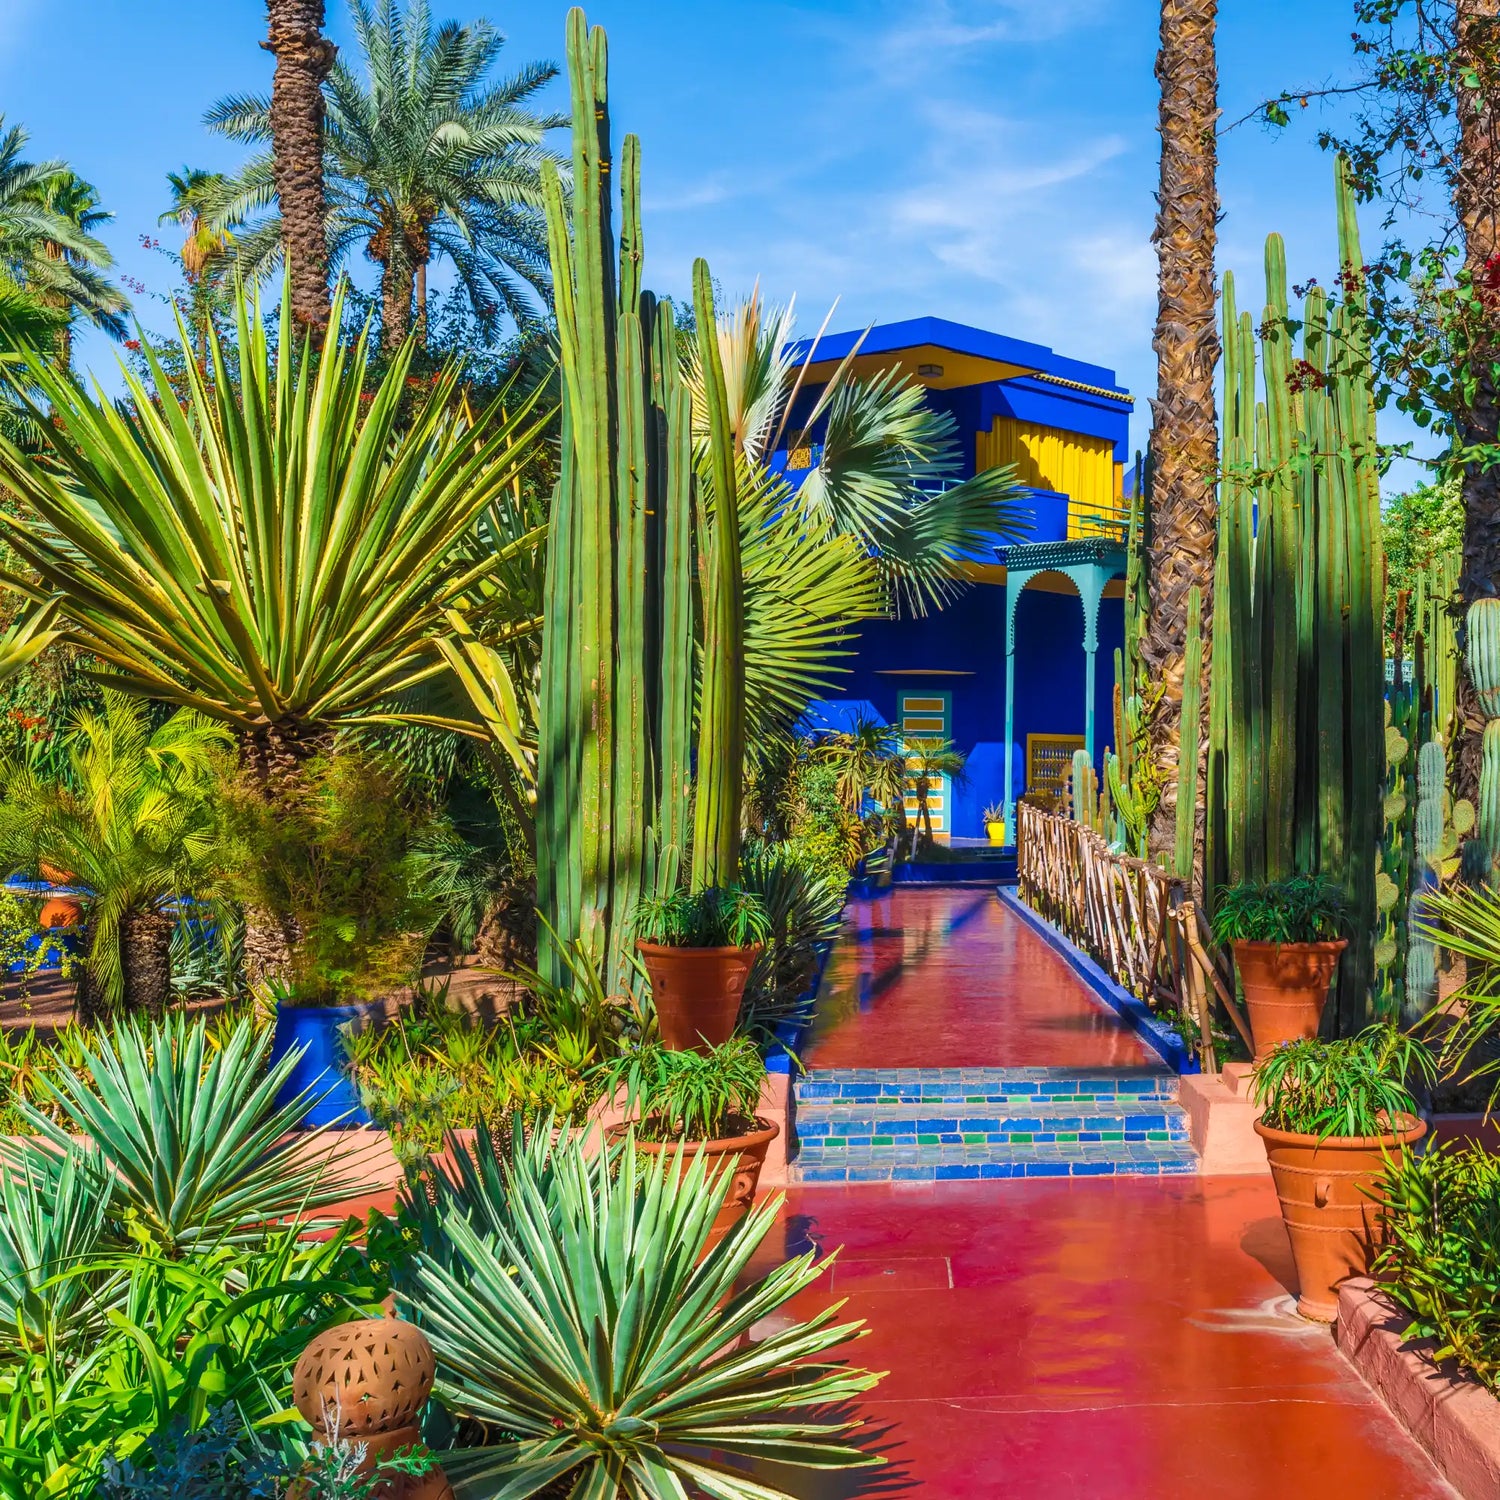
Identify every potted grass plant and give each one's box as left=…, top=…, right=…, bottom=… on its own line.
left=633, top=887, right=771, bottom=1052
left=983, top=803, right=1007, bottom=846
left=1252, top=1025, right=1431, bottom=1321
left=599, top=1034, right=777, bottom=1244
left=1211, top=874, right=1351, bottom=1059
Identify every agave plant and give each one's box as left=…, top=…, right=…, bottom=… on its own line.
left=0, top=281, right=551, bottom=785
left=3, top=1014, right=363, bottom=1255
left=408, top=1126, right=882, bottom=1498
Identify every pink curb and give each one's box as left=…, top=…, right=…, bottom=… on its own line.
left=1336, top=1277, right=1500, bottom=1500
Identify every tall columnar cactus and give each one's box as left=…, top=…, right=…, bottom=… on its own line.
left=1173, top=585, right=1203, bottom=881
left=1468, top=598, right=1500, bottom=718
left=1071, top=748, right=1100, bottom=832
left=1208, top=157, right=1386, bottom=1032
left=1479, top=719, right=1500, bottom=882
left=535, top=9, right=695, bottom=989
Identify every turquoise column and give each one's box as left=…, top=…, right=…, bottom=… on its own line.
left=1072, top=564, right=1109, bottom=765
left=1002, top=566, right=1037, bottom=837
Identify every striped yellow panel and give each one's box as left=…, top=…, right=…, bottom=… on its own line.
left=976, top=418, right=1124, bottom=539
left=901, top=697, right=946, bottom=712
left=902, top=716, right=945, bottom=733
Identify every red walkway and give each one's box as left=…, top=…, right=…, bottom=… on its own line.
left=755, top=1176, right=1451, bottom=1498
left=802, top=886, right=1157, bottom=1069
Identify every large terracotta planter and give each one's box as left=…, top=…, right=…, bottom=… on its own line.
left=636, top=940, right=761, bottom=1053
left=611, top=1116, right=779, bottom=1247
left=1255, top=1113, right=1427, bottom=1322
left=1233, top=939, right=1347, bottom=1061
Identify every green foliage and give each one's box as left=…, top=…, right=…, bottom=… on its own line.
left=1412, top=883, right=1500, bottom=1096
left=0, top=692, right=231, bottom=1010
left=738, top=842, right=845, bottom=1034
left=1211, top=875, right=1352, bottom=945
left=1376, top=1143, right=1500, bottom=1394
left=406, top=1127, right=881, bottom=1497
left=2, top=1013, right=364, bottom=1255
left=1382, top=480, right=1462, bottom=646
left=598, top=1034, right=766, bottom=1142
left=815, top=712, right=905, bottom=819
left=633, top=885, right=771, bottom=949
left=0, top=887, right=74, bottom=1008
left=218, top=752, right=437, bottom=1003
left=1251, top=1024, right=1432, bottom=1138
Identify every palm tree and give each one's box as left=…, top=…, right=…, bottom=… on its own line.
left=208, top=0, right=563, bottom=348
left=817, top=712, right=905, bottom=819
left=1142, top=0, right=1219, bottom=866
left=0, top=284, right=551, bottom=977
left=904, top=737, right=967, bottom=847
left=0, top=694, right=232, bottom=1021
left=0, top=124, right=128, bottom=364
left=159, top=167, right=235, bottom=365
left=263, top=0, right=336, bottom=336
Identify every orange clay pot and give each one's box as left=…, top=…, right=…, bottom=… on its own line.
left=37, top=861, right=82, bottom=929
left=636, top=941, right=761, bottom=1053
left=1233, top=939, right=1347, bottom=1061
left=1255, top=1113, right=1427, bottom=1322
left=611, top=1116, right=779, bottom=1249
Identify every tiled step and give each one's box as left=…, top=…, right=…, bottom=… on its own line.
left=794, top=1141, right=1200, bottom=1182
left=790, top=1065, right=1198, bottom=1183
left=794, top=1098, right=1191, bottom=1150
left=795, top=1065, right=1179, bottom=1106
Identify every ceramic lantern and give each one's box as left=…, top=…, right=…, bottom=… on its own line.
left=292, top=1317, right=454, bottom=1499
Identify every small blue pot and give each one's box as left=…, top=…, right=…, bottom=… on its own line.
left=270, top=1002, right=379, bottom=1128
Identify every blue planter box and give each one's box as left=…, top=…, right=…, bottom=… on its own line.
left=270, top=1002, right=379, bottom=1128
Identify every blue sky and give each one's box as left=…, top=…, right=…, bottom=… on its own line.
left=0, top=0, right=1435, bottom=487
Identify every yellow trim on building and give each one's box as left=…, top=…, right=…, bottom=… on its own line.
left=977, top=418, right=1124, bottom=541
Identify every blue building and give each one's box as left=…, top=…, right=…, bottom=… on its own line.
left=775, top=317, right=1135, bottom=844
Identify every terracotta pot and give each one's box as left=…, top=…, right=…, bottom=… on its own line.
left=611, top=1117, right=779, bottom=1248
left=293, top=1316, right=453, bottom=1499
left=36, top=862, right=82, bottom=929
left=1255, top=1113, right=1427, bottom=1322
left=1233, top=939, right=1347, bottom=1061
left=636, top=940, right=761, bottom=1053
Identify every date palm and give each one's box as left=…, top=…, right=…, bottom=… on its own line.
left=0, top=126, right=127, bottom=363
left=818, top=711, right=905, bottom=818
left=0, top=693, right=232, bottom=1020
left=263, top=0, right=336, bottom=335
left=1143, top=0, right=1219, bottom=865
left=208, top=0, right=563, bottom=347
left=159, top=167, right=235, bottom=365
left=905, top=737, right=967, bottom=846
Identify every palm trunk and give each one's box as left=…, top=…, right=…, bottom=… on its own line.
left=414, top=259, right=428, bottom=347
left=1453, top=0, right=1500, bottom=798
left=1143, top=0, right=1220, bottom=873
left=379, top=252, right=413, bottom=350
left=121, top=910, right=175, bottom=1019
left=264, top=0, right=335, bottom=338
left=237, top=720, right=331, bottom=988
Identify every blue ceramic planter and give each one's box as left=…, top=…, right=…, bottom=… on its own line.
left=270, top=1002, right=378, bottom=1128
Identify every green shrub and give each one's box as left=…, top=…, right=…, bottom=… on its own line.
left=597, top=1033, right=767, bottom=1142
left=632, top=885, right=770, bottom=948
left=1377, top=1142, right=1500, bottom=1393
left=219, top=751, right=437, bottom=1003
left=1211, top=873, right=1352, bottom=945
left=738, top=842, right=845, bottom=1033
left=1252, top=1024, right=1433, bottom=1138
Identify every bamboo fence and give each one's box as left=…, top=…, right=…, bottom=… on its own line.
left=1015, top=801, right=1252, bottom=1073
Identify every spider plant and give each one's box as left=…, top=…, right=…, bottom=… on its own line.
left=1252, top=1024, right=1434, bottom=1139
left=1210, top=874, right=1352, bottom=946
left=408, top=1127, right=882, bottom=1498
left=2, top=1013, right=363, bottom=1254
left=597, top=1034, right=766, bottom=1143
left=632, top=886, right=771, bottom=949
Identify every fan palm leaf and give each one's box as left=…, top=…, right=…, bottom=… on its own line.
left=0, top=282, right=552, bottom=742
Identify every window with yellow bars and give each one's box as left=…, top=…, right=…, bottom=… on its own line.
left=975, top=417, right=1126, bottom=540
left=900, top=691, right=951, bottom=839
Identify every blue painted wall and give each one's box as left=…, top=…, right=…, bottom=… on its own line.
left=829, top=583, right=1124, bottom=840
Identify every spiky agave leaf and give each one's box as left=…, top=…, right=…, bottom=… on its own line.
left=413, top=1131, right=882, bottom=1499
left=2, top=1014, right=366, bottom=1254
left=0, top=280, right=553, bottom=736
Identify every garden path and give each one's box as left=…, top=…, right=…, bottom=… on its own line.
left=800, top=886, right=1155, bottom=1070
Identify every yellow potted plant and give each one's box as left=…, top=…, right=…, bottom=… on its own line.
left=983, top=802, right=1007, bottom=846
